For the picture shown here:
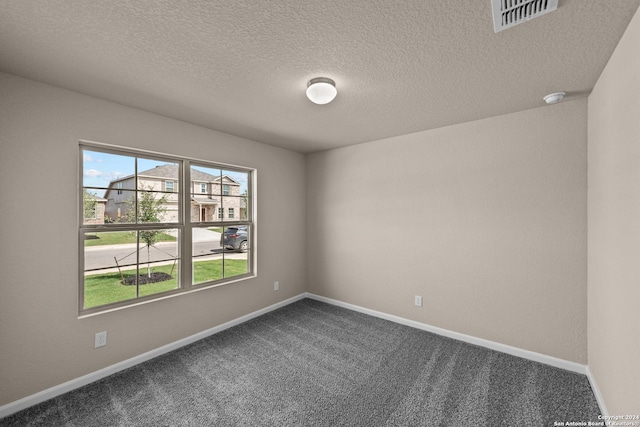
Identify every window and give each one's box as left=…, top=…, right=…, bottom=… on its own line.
left=80, top=143, right=254, bottom=315
left=223, top=184, right=230, bottom=195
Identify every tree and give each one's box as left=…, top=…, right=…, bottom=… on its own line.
left=241, top=190, right=248, bottom=220
left=125, top=186, right=168, bottom=278
left=82, top=189, right=97, bottom=221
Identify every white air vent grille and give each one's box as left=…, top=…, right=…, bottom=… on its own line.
left=492, top=0, right=558, bottom=33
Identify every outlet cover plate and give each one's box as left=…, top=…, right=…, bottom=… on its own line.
left=95, top=331, right=107, bottom=348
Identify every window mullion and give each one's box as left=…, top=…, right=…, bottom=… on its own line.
left=182, top=160, right=192, bottom=289
left=134, top=158, right=140, bottom=298
left=135, top=230, right=140, bottom=298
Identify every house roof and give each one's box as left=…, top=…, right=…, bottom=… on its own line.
left=191, top=196, right=219, bottom=205
left=103, top=164, right=241, bottom=198
left=113, top=164, right=240, bottom=184
left=138, top=164, right=182, bottom=180
left=1, top=1, right=639, bottom=153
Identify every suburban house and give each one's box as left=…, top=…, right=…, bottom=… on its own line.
left=103, top=164, right=246, bottom=223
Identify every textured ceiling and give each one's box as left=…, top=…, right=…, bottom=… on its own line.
left=1, top=0, right=639, bottom=153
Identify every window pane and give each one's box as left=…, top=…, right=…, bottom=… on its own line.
left=136, top=159, right=179, bottom=224
left=137, top=191, right=178, bottom=223
left=221, top=196, right=244, bottom=222
left=192, top=204, right=215, bottom=223
left=191, top=165, right=221, bottom=223
left=222, top=170, right=249, bottom=220
left=223, top=226, right=249, bottom=279
left=135, top=229, right=180, bottom=297
left=137, top=158, right=180, bottom=188
left=82, top=188, right=107, bottom=225
left=220, top=225, right=248, bottom=252
left=83, top=150, right=135, bottom=190
left=82, top=149, right=135, bottom=226
left=103, top=190, right=135, bottom=224
left=224, top=255, right=249, bottom=279
left=83, top=229, right=179, bottom=308
left=84, top=231, right=138, bottom=309
left=192, top=226, right=223, bottom=284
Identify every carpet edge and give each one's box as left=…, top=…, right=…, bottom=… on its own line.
left=305, top=293, right=589, bottom=375
left=0, top=294, right=307, bottom=419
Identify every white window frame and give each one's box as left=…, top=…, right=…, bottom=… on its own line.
left=165, top=180, right=175, bottom=192
left=79, top=141, right=255, bottom=316
left=228, top=207, right=235, bottom=219
left=200, top=183, right=207, bottom=193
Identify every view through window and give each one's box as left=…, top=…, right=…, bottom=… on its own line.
left=80, top=143, right=254, bottom=314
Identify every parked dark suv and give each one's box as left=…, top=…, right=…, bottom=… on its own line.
left=220, top=226, right=248, bottom=252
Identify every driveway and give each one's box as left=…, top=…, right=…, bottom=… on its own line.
left=166, top=227, right=220, bottom=242
left=192, top=228, right=220, bottom=242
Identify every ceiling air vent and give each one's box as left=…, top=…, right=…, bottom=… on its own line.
left=491, top=0, right=558, bottom=33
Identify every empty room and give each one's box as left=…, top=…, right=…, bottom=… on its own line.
left=1, top=1, right=639, bottom=425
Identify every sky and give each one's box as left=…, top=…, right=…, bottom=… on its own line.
left=83, top=148, right=249, bottom=196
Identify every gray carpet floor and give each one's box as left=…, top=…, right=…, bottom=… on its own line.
left=1, top=298, right=601, bottom=426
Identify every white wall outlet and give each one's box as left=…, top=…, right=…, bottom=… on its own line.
left=95, top=331, right=107, bottom=348
left=274, top=281, right=279, bottom=291
left=414, top=295, right=423, bottom=307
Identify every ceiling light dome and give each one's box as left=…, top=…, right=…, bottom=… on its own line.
left=306, top=77, right=337, bottom=105
left=543, top=91, right=566, bottom=104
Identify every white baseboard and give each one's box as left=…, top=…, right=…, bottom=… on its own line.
left=1, top=292, right=599, bottom=419
left=305, top=292, right=589, bottom=375
left=0, top=294, right=306, bottom=419
left=585, top=366, right=609, bottom=417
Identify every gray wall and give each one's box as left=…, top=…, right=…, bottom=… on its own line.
left=0, top=72, right=307, bottom=405
left=588, top=6, right=640, bottom=415
left=307, top=99, right=588, bottom=364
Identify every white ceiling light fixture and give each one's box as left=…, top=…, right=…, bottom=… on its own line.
left=543, top=91, right=566, bottom=104
left=306, top=77, right=337, bottom=105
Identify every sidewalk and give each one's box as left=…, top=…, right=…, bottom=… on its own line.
left=84, top=229, right=220, bottom=252
left=84, top=252, right=247, bottom=276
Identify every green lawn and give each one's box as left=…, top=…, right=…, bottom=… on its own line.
left=84, top=231, right=176, bottom=247
left=207, top=227, right=223, bottom=233
left=84, top=259, right=248, bottom=308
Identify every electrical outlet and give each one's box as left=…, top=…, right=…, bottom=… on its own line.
left=414, top=295, right=423, bottom=307
left=274, top=281, right=279, bottom=291
left=95, top=331, right=107, bottom=348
